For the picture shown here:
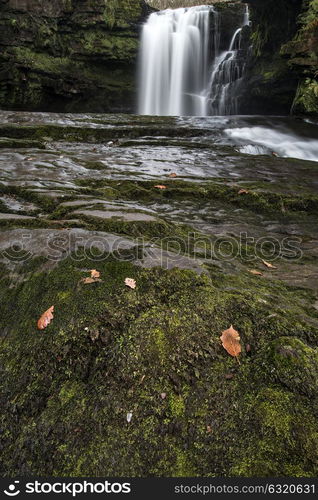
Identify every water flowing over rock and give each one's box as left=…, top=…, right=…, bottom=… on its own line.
left=138, top=6, right=213, bottom=116
left=138, top=4, right=251, bottom=116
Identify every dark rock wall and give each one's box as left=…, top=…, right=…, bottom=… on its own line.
left=0, top=0, right=317, bottom=115
left=0, top=0, right=150, bottom=112
left=243, top=0, right=318, bottom=116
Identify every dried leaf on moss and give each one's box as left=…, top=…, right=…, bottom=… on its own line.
left=37, top=306, right=54, bottom=330
left=220, top=325, right=242, bottom=360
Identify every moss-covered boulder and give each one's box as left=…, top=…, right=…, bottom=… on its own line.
left=0, top=250, right=318, bottom=477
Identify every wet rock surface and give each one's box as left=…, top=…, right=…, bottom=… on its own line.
left=0, top=0, right=149, bottom=112
left=0, top=111, right=317, bottom=288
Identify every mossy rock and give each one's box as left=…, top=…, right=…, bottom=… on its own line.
left=0, top=0, right=147, bottom=112
left=0, top=252, right=318, bottom=476
left=292, top=79, right=318, bottom=115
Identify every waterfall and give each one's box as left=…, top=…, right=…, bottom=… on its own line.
left=208, top=4, right=250, bottom=115
left=138, top=4, right=250, bottom=117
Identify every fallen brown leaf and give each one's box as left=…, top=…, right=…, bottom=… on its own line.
left=249, top=269, right=263, bottom=276
left=261, top=259, right=277, bottom=269
left=37, top=306, right=54, bottom=330
left=154, top=185, right=167, bottom=190
left=238, top=189, right=249, bottom=195
left=125, top=278, right=136, bottom=289
left=168, top=173, right=177, bottom=178
left=207, top=425, right=212, bottom=433
left=220, top=325, right=242, bottom=361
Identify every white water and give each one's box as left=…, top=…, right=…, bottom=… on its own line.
left=226, top=126, right=318, bottom=162
left=208, top=4, right=250, bottom=115
left=138, top=5, right=249, bottom=117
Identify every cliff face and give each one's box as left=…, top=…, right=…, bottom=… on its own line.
left=243, top=0, right=318, bottom=116
left=283, top=0, right=318, bottom=115
left=0, top=0, right=149, bottom=112
left=1, top=0, right=317, bottom=115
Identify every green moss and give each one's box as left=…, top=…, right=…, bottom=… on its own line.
left=0, top=251, right=317, bottom=476
left=102, top=0, right=144, bottom=29
left=0, top=0, right=144, bottom=112
left=74, top=178, right=318, bottom=217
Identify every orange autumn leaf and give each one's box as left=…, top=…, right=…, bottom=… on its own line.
left=154, top=185, right=167, bottom=190
left=90, top=269, right=100, bottom=279
left=238, top=189, right=249, bottom=195
left=125, top=278, right=136, bottom=289
left=37, top=306, right=54, bottom=330
left=220, top=325, right=242, bottom=360
left=168, top=173, right=177, bottom=178
left=261, top=259, right=277, bottom=269
left=249, top=269, right=263, bottom=276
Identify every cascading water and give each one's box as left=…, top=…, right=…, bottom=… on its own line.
left=138, top=6, right=218, bottom=116
left=208, top=4, right=250, bottom=115
left=138, top=4, right=250, bottom=117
